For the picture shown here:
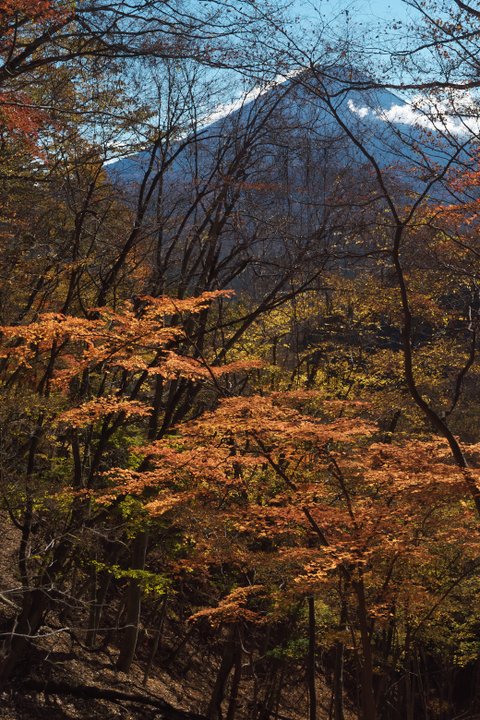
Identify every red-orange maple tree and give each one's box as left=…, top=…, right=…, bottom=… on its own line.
left=0, top=290, right=266, bottom=682
left=0, top=0, right=70, bottom=152
left=89, top=390, right=480, bottom=720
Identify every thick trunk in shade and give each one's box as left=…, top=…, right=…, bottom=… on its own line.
left=206, top=624, right=236, bottom=720
left=308, top=595, right=317, bottom=720
left=117, top=531, right=148, bottom=674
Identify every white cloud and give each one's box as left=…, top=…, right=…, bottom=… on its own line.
left=348, top=92, right=480, bottom=138
left=347, top=100, right=369, bottom=118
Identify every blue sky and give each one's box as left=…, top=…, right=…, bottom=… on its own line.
left=361, top=0, right=409, bottom=20
left=282, top=0, right=427, bottom=93
left=292, top=0, right=409, bottom=22
left=289, top=0, right=414, bottom=48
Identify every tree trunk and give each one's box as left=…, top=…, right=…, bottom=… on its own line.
left=308, top=595, right=317, bottom=720
left=86, top=543, right=123, bottom=647
left=405, top=653, right=414, bottom=720
left=0, top=516, right=75, bottom=688
left=117, top=531, right=148, bottom=674
left=334, top=599, right=346, bottom=720
left=225, top=625, right=242, bottom=720
left=353, top=579, right=376, bottom=720
left=414, top=645, right=428, bottom=720
left=333, top=640, right=345, bottom=720
left=143, top=593, right=168, bottom=687
left=206, top=624, right=236, bottom=720
left=0, top=587, right=47, bottom=686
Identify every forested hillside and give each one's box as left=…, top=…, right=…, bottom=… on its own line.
left=2, top=1, right=480, bottom=719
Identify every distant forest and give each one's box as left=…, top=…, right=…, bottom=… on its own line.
left=2, top=2, right=480, bottom=719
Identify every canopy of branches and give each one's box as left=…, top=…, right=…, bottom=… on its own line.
left=2, top=2, right=480, bottom=720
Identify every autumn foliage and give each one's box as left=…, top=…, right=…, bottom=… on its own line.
left=2, top=2, right=480, bottom=719
left=0, top=0, right=70, bottom=152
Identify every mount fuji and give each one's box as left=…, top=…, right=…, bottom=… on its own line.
left=105, top=68, right=477, bottom=298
